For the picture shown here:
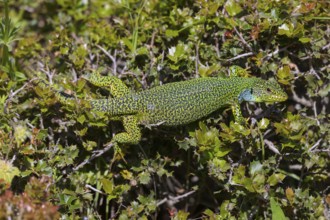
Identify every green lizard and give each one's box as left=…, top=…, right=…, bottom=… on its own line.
left=31, top=68, right=287, bottom=145
left=82, top=71, right=288, bottom=145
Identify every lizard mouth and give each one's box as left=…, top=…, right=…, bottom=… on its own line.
left=276, top=93, right=288, bottom=102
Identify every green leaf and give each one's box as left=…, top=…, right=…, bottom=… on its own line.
left=136, top=46, right=148, bottom=55
left=270, top=197, right=287, bottom=220
left=299, top=37, right=311, bottom=43
left=165, top=29, right=179, bottom=37
left=77, top=114, right=86, bottom=124
left=225, top=0, right=243, bottom=16
left=174, top=210, right=189, bottom=220
left=250, top=160, right=263, bottom=175
left=122, top=38, right=134, bottom=52
left=0, top=160, right=20, bottom=186
left=101, top=178, right=114, bottom=194
left=138, top=171, right=151, bottom=184
left=277, top=65, right=291, bottom=82
left=268, top=173, right=286, bottom=186
left=258, top=118, right=269, bottom=130
left=278, top=23, right=294, bottom=37
left=167, top=44, right=186, bottom=63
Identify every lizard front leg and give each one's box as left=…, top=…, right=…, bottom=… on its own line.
left=83, top=72, right=130, bottom=98
left=231, top=103, right=246, bottom=124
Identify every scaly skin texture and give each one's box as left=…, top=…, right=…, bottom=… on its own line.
left=86, top=74, right=288, bottom=144
left=31, top=71, right=287, bottom=145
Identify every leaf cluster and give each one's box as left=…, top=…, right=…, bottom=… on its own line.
left=0, top=0, right=329, bottom=219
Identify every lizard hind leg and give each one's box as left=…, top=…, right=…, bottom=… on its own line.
left=83, top=72, right=130, bottom=98
left=84, top=72, right=142, bottom=145
left=112, top=115, right=141, bottom=145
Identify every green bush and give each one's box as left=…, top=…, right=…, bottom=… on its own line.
left=0, top=0, right=329, bottom=219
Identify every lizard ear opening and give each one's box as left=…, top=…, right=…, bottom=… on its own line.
left=267, top=88, right=272, bottom=93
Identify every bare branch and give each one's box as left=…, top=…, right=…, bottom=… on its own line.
left=264, top=139, right=281, bottom=155
left=291, top=86, right=313, bottom=107
left=309, top=138, right=323, bottom=152
left=233, top=26, right=253, bottom=52
left=263, top=44, right=292, bottom=61
left=96, top=45, right=117, bottom=75
left=157, top=190, right=196, bottom=207
left=86, top=184, right=106, bottom=195
left=322, top=42, right=330, bottom=50
left=313, top=101, right=320, bottom=126
left=4, top=79, right=34, bottom=113
left=226, top=52, right=254, bottom=62
left=74, top=143, right=114, bottom=171
left=195, top=43, right=199, bottom=78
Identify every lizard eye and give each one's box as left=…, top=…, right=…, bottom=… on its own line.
left=267, top=88, right=272, bottom=93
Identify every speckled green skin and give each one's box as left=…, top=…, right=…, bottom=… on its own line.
left=85, top=74, right=287, bottom=144
left=33, top=73, right=288, bottom=145
left=92, top=77, right=279, bottom=124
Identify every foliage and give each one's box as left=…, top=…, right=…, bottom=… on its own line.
left=0, top=0, right=329, bottom=219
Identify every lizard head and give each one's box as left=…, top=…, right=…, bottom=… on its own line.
left=239, top=78, right=288, bottom=103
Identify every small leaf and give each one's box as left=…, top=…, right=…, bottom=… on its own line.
left=101, top=178, right=114, bottom=195
left=299, top=37, right=311, bottom=43
left=250, top=160, right=263, bottom=175
left=277, top=65, right=291, bottom=81
left=0, top=160, right=20, bottom=187
left=258, top=118, right=269, bottom=130
left=268, top=173, right=286, bottom=186
left=77, top=114, right=86, bottom=124
left=225, top=0, right=243, bottom=16
left=285, top=187, right=295, bottom=204
left=136, top=46, right=148, bottom=55
left=174, top=210, right=189, bottom=220
left=165, top=29, right=179, bottom=37
left=278, top=23, right=294, bottom=37
left=122, top=38, right=134, bottom=52
left=138, top=171, right=151, bottom=184
left=270, top=197, right=287, bottom=220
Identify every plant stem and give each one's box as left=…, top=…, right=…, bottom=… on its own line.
left=1, top=0, right=10, bottom=66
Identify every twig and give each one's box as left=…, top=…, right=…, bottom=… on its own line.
left=4, top=79, right=34, bottom=113
left=38, top=62, right=55, bottom=84
left=320, top=64, right=330, bottom=72
left=322, top=42, right=330, bottom=50
left=156, top=190, right=196, bottom=207
left=306, top=48, right=321, bottom=80
left=73, top=143, right=114, bottom=170
left=263, top=44, right=292, bottom=60
left=86, top=184, right=106, bottom=195
left=227, top=157, right=235, bottom=190
left=214, top=37, right=220, bottom=58
left=309, top=138, right=323, bottom=152
left=264, top=139, right=281, bottom=155
left=9, top=154, right=16, bottom=164
left=8, top=80, right=32, bottom=99
left=195, top=43, right=199, bottom=78
left=289, top=164, right=302, bottom=170
left=233, top=26, right=253, bottom=52
left=96, top=45, right=117, bottom=75
left=144, top=121, right=166, bottom=129
left=226, top=52, right=254, bottom=62
left=313, top=101, right=320, bottom=126
left=291, top=86, right=312, bottom=107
